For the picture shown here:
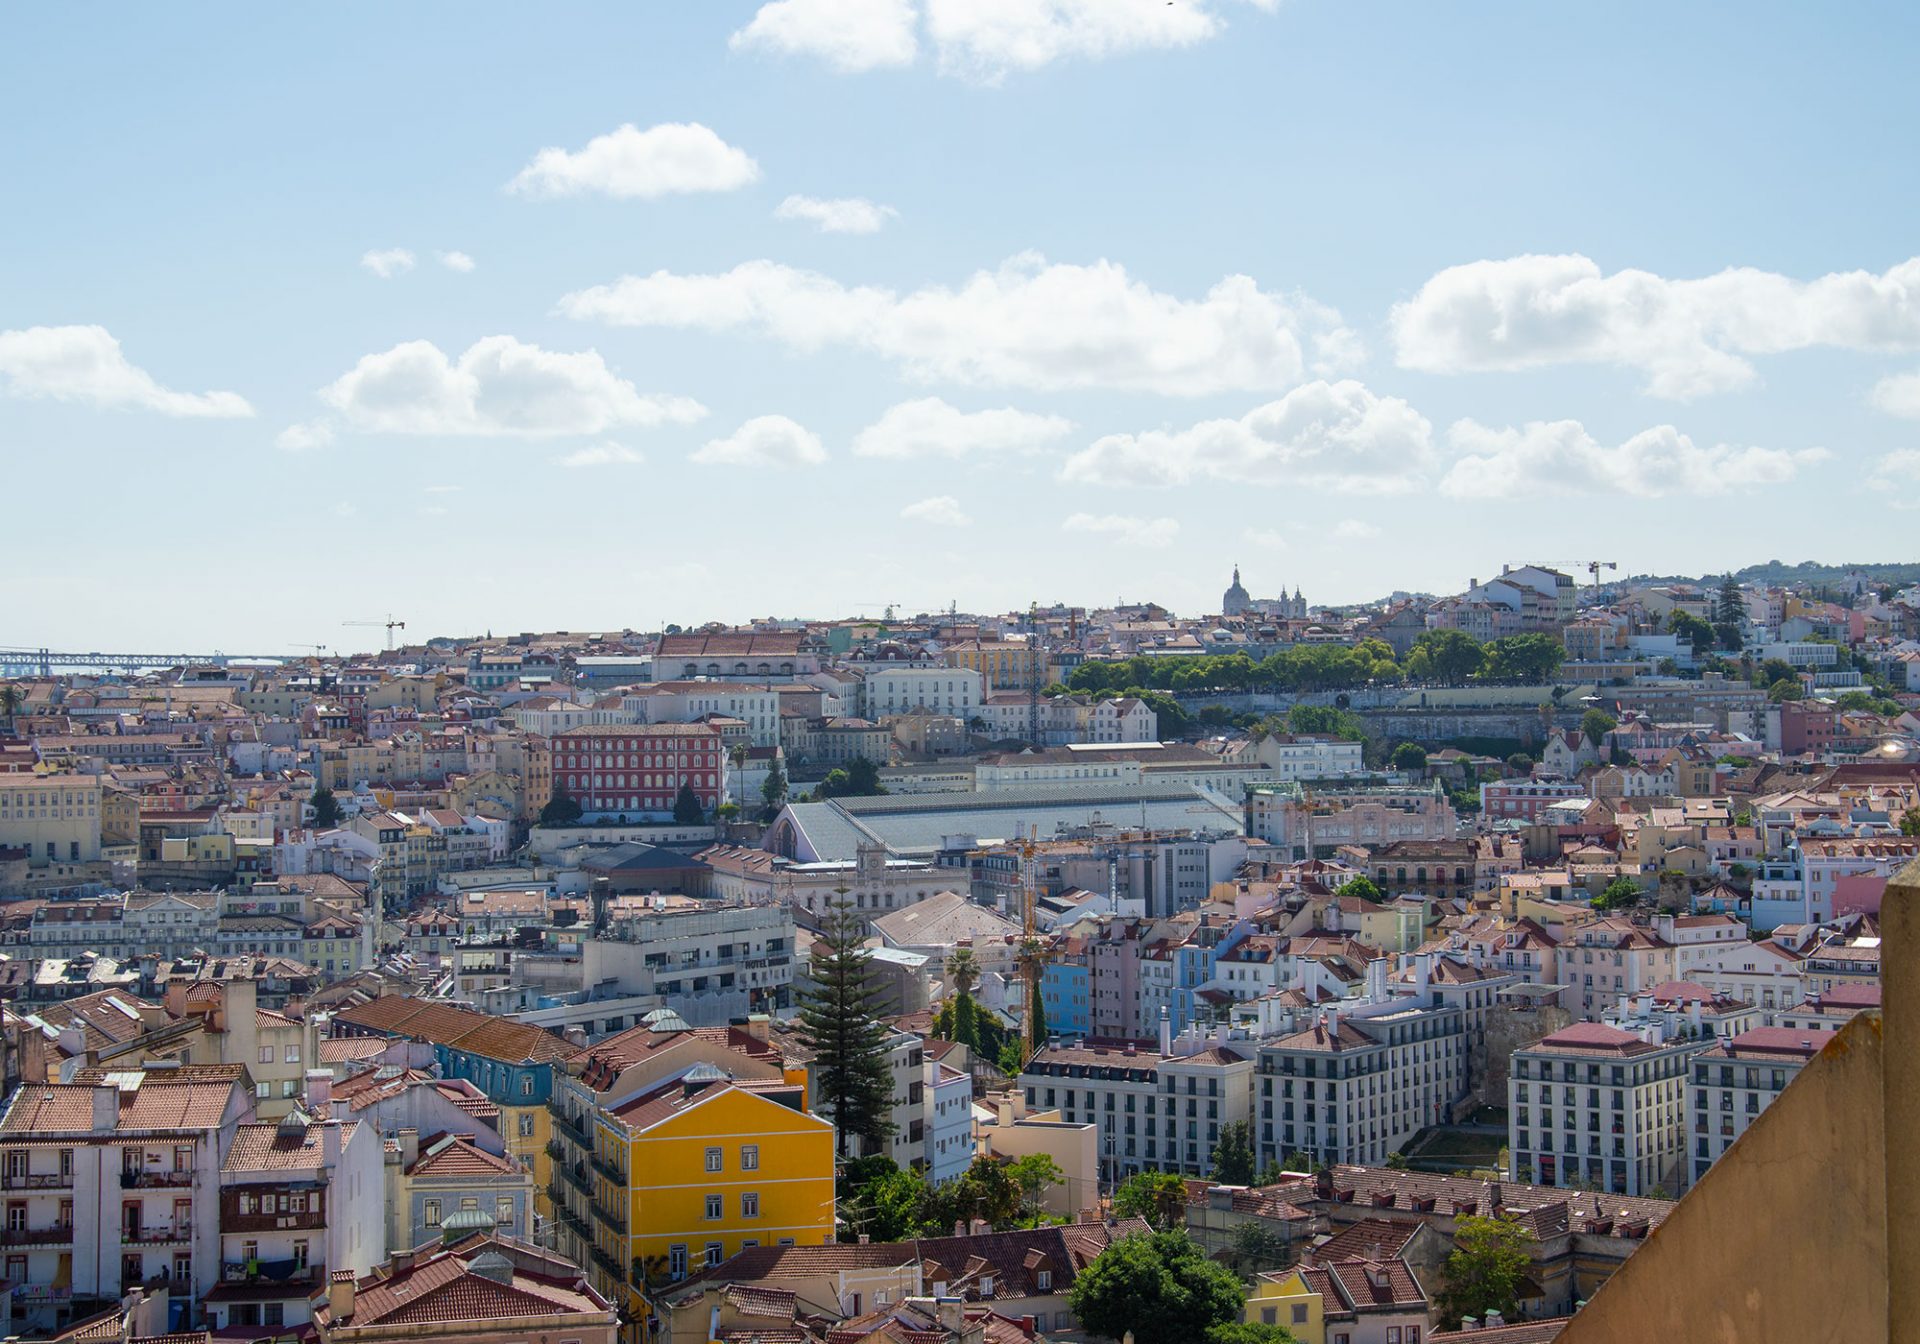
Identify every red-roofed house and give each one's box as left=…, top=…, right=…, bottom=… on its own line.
left=311, top=1234, right=616, bottom=1344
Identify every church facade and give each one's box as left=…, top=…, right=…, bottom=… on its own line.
left=1222, top=566, right=1307, bottom=620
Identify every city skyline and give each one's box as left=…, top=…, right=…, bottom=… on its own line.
left=7, top=3, right=1920, bottom=649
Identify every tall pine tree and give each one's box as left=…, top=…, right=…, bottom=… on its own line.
left=799, top=893, right=897, bottom=1157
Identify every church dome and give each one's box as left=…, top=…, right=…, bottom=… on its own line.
left=1222, top=565, right=1251, bottom=616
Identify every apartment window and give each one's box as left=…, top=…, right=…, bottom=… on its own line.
left=521, top=1075, right=534, bottom=1097
left=292, top=1240, right=310, bottom=1270
left=496, top=1195, right=516, bottom=1227
left=1036, top=1270, right=1052, bottom=1291
left=705, top=1147, right=723, bottom=1173
left=741, top=1192, right=759, bottom=1219
left=258, top=1045, right=274, bottom=1065
left=704, top=1242, right=723, bottom=1268
left=705, top=1194, right=723, bottom=1220
left=424, top=1199, right=442, bottom=1227
left=1293, top=1304, right=1309, bottom=1326
left=741, top=1145, right=759, bottom=1170
left=668, top=1244, right=687, bottom=1280
left=518, top=1113, right=536, bottom=1138
left=284, top=1045, right=301, bottom=1064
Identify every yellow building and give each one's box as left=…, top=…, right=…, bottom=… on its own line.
left=1245, top=1269, right=1323, bottom=1343
left=572, top=1074, right=835, bottom=1339
left=944, top=639, right=1050, bottom=693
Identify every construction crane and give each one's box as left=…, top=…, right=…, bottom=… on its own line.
left=1540, top=560, right=1619, bottom=604
left=1017, top=828, right=1049, bottom=1058
left=289, top=643, right=327, bottom=657
left=343, top=615, right=406, bottom=651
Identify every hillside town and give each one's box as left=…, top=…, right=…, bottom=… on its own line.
left=0, top=560, right=1910, bottom=1343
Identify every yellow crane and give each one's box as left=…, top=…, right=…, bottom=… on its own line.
left=343, top=615, right=406, bottom=651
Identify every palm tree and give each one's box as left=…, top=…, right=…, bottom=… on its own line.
left=0, top=683, right=20, bottom=730
left=728, top=744, right=749, bottom=811
left=947, top=945, right=981, bottom=998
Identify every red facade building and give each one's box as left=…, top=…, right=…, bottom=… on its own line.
left=551, top=723, right=723, bottom=818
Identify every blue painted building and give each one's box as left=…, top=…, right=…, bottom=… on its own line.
left=1041, top=961, right=1090, bottom=1038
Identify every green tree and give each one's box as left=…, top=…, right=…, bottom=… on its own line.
left=1391, top=742, right=1429, bottom=772
left=1715, top=574, right=1746, bottom=627
left=760, top=759, right=787, bottom=819
left=1008, top=1152, right=1064, bottom=1219
left=1480, top=634, right=1565, bottom=682
left=1767, top=677, right=1805, bottom=702
left=537, top=782, right=581, bottom=827
left=1205, top=1324, right=1298, bottom=1344
left=1593, top=877, right=1642, bottom=912
left=1580, top=708, right=1617, bottom=747
left=672, top=782, right=705, bottom=825
left=1068, top=1230, right=1245, bottom=1344
left=1436, top=1215, right=1534, bottom=1327
left=797, top=895, right=897, bottom=1157
left=818, top=756, right=886, bottom=799
left=1902, top=808, right=1920, bottom=838
left=1669, top=610, right=1716, bottom=653
left=1284, top=704, right=1367, bottom=740
left=1413, top=629, right=1485, bottom=685
left=1334, top=875, right=1385, bottom=905
left=1505, top=752, right=1534, bottom=774
left=1222, top=1219, right=1291, bottom=1277
left=1028, top=974, right=1048, bottom=1047
left=946, top=946, right=981, bottom=997
left=1210, top=1119, right=1256, bottom=1186
left=308, top=785, right=341, bottom=828
left=1112, top=1172, right=1188, bottom=1228
left=997, top=1037, right=1029, bottom=1077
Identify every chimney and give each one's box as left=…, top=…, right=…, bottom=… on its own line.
left=328, top=1269, right=356, bottom=1322
left=1159, top=1006, right=1172, bottom=1057
left=92, top=1083, right=119, bottom=1133
left=936, top=1297, right=965, bottom=1334
left=1486, top=1311, right=1506, bottom=1328
left=321, top=1119, right=342, bottom=1172
left=741, top=1014, right=772, bottom=1044
left=969, top=1218, right=990, bottom=1237
left=304, top=1069, right=333, bottom=1111
left=399, top=1128, right=420, bottom=1166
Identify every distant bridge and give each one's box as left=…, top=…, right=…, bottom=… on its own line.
left=0, top=647, right=295, bottom=676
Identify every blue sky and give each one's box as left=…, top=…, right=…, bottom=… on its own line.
left=5, top=1, right=1919, bottom=654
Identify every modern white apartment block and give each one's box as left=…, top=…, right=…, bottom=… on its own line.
left=1686, top=1027, right=1819, bottom=1185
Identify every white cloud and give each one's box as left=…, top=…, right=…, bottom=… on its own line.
left=1331, top=519, right=1379, bottom=540
left=1062, top=511, right=1179, bottom=548
left=733, top=0, right=1276, bottom=80
left=691, top=414, right=827, bottom=467
left=419, top=504, right=448, bottom=517
left=331, top=501, right=357, bottom=518
left=423, top=484, right=462, bottom=494
left=560, top=442, right=647, bottom=468
left=437, top=251, right=476, bottom=273
left=1871, top=370, right=1920, bottom=419
left=731, top=0, right=918, bottom=72
left=1439, top=419, right=1829, bottom=499
left=1392, top=253, right=1920, bottom=398
left=0, top=324, right=253, bottom=418
left=901, top=495, right=972, bottom=526
left=1060, top=380, right=1433, bottom=492
left=275, top=421, right=334, bottom=452
left=560, top=253, right=1352, bottom=396
left=360, top=248, right=416, bottom=278
left=774, top=194, right=898, bottom=234
left=317, top=336, right=705, bottom=438
left=1242, top=527, right=1289, bottom=550
left=507, top=122, right=760, bottom=200
left=852, top=397, right=1073, bottom=459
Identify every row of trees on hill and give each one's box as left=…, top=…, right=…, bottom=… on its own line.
left=1065, top=631, right=1565, bottom=697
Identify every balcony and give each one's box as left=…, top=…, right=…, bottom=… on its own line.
left=0, top=1225, right=73, bottom=1248
left=123, top=1223, right=193, bottom=1247
left=548, top=1108, right=591, bottom=1150
left=0, top=1173, right=73, bottom=1191
left=590, top=1200, right=628, bottom=1235
left=122, top=1170, right=194, bottom=1190
left=11, top=1285, right=73, bottom=1307
left=588, top=1244, right=624, bottom=1281
left=559, top=1161, right=592, bottom=1197
left=554, top=1202, right=593, bottom=1242
left=589, top=1153, right=627, bottom=1186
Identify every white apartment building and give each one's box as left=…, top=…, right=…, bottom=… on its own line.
left=925, top=1057, right=973, bottom=1186
left=619, top=683, right=785, bottom=748
left=861, top=668, right=981, bottom=721
left=580, top=901, right=796, bottom=1023
left=1246, top=783, right=1458, bottom=858
left=1255, top=988, right=1468, bottom=1171
left=0, top=1066, right=254, bottom=1333
left=1686, top=1027, right=1818, bottom=1186
left=1650, top=912, right=1749, bottom=979
left=1509, top=1023, right=1704, bottom=1197
left=1247, top=734, right=1367, bottom=782
left=1018, top=1035, right=1254, bottom=1185
left=1562, top=919, right=1678, bottom=1021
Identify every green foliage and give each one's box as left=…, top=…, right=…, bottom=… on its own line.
left=1205, top=1324, right=1298, bottom=1344
left=1505, top=753, right=1534, bottom=774
left=1028, top=974, right=1048, bottom=1048
left=1009, top=1152, right=1064, bottom=1218
left=537, top=783, right=581, bottom=827
left=1436, top=1215, right=1534, bottom=1326
left=1834, top=689, right=1903, bottom=716
left=1580, top=708, right=1617, bottom=747
left=1902, top=808, right=1920, bottom=838
left=1757, top=657, right=1796, bottom=687
left=1067, top=1230, right=1245, bottom=1344
left=1385, top=1149, right=1411, bottom=1170
left=1210, top=1120, right=1256, bottom=1186
left=1112, top=1172, right=1188, bottom=1229
left=1594, top=877, right=1642, bottom=912
left=672, top=782, right=705, bottom=825
left=798, top=896, right=896, bottom=1156
left=1391, top=742, right=1428, bottom=772
left=1668, top=610, right=1716, bottom=653
left=817, top=756, right=886, bottom=798
left=997, top=1038, right=1029, bottom=1077
left=1413, top=629, right=1485, bottom=685
left=857, top=1166, right=928, bottom=1242
left=1334, top=876, right=1385, bottom=905
left=1255, top=1160, right=1285, bottom=1187
left=760, top=760, right=787, bottom=819
left=1767, top=677, right=1805, bottom=702
left=922, top=1155, right=1023, bottom=1232
left=1715, top=574, right=1746, bottom=626
left=308, top=785, right=341, bottom=828
left=1222, top=1219, right=1291, bottom=1277
left=1480, top=634, right=1565, bottom=682
left=1283, top=704, right=1368, bottom=741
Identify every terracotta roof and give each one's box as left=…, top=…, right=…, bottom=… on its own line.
left=320, top=1242, right=610, bottom=1329
left=333, top=998, right=570, bottom=1065
left=408, top=1132, right=520, bottom=1178
left=610, top=1077, right=810, bottom=1134
left=224, top=1119, right=357, bottom=1172
left=1531, top=1023, right=1663, bottom=1056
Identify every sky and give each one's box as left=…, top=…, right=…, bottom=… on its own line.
left=5, top=1, right=1920, bottom=655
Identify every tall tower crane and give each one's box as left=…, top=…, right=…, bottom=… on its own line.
left=343, top=615, right=406, bottom=651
